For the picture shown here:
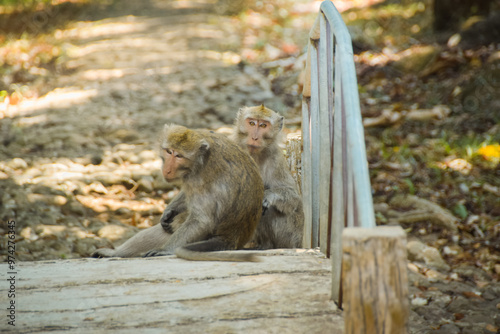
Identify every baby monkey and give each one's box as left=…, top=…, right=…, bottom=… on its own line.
left=92, top=124, right=264, bottom=261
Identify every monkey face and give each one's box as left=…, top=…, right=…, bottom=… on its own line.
left=161, top=147, right=190, bottom=182
left=244, top=118, right=272, bottom=152
left=160, top=124, right=210, bottom=183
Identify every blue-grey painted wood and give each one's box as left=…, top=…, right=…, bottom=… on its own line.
left=331, top=41, right=344, bottom=302
left=320, top=1, right=375, bottom=230
left=301, top=96, right=312, bottom=248
left=309, top=41, right=320, bottom=248
left=318, top=13, right=333, bottom=256
left=301, top=1, right=376, bottom=303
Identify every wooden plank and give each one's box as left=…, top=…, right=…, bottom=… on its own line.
left=301, top=97, right=312, bottom=248
left=342, top=227, right=409, bottom=334
left=302, top=42, right=312, bottom=98
left=324, top=3, right=375, bottom=229
left=318, top=13, right=332, bottom=256
left=2, top=250, right=343, bottom=333
left=309, top=39, right=320, bottom=248
left=330, top=42, right=344, bottom=303
left=309, top=12, right=321, bottom=40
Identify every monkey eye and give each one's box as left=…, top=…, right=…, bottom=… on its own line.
left=175, top=153, right=183, bottom=159
left=259, top=123, right=267, bottom=128
left=249, top=120, right=256, bottom=126
left=165, top=148, right=172, bottom=155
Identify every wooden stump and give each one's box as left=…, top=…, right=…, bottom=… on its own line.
left=342, top=226, right=409, bottom=334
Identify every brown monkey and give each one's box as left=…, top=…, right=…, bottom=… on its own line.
left=232, top=105, right=304, bottom=249
left=92, top=124, right=264, bottom=261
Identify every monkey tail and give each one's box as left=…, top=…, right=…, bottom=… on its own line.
left=175, top=238, right=260, bottom=262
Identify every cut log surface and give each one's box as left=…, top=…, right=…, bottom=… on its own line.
left=342, top=227, right=409, bottom=334
left=1, top=249, right=343, bottom=333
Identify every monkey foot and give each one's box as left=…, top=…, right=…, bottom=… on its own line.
left=143, top=250, right=171, bottom=257
left=91, top=248, right=115, bottom=258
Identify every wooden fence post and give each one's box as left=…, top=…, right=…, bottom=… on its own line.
left=285, top=134, right=302, bottom=194
left=342, top=226, right=409, bottom=334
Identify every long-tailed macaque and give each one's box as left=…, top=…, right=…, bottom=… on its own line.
left=232, top=105, right=304, bottom=249
left=92, top=124, right=264, bottom=261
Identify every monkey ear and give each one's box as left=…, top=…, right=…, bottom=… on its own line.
left=199, top=139, right=210, bottom=152
left=163, top=123, right=177, bottom=133
left=236, top=107, right=247, bottom=131
left=277, top=116, right=284, bottom=131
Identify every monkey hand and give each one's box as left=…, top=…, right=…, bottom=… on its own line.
left=160, top=209, right=177, bottom=233
left=262, top=192, right=279, bottom=215
left=262, top=197, right=270, bottom=215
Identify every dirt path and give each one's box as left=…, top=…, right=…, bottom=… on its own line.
left=0, top=0, right=287, bottom=261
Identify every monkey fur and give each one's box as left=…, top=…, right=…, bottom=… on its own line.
left=232, top=105, right=304, bottom=249
left=92, top=124, right=264, bottom=261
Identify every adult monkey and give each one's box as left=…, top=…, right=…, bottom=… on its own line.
left=231, top=105, right=304, bottom=249
left=92, top=124, right=263, bottom=261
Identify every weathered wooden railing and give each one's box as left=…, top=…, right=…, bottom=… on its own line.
left=300, top=2, right=409, bottom=332
left=301, top=0, right=375, bottom=302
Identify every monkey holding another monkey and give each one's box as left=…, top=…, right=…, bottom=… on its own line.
left=158, top=106, right=305, bottom=249
left=92, top=124, right=264, bottom=261
left=158, top=105, right=305, bottom=250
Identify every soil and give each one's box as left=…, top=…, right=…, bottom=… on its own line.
left=0, top=1, right=498, bottom=333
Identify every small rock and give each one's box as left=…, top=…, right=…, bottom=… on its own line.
left=463, top=312, right=496, bottom=325
left=442, top=245, right=463, bottom=256
left=49, top=239, right=72, bottom=253
left=138, top=176, right=154, bottom=193
left=3, top=198, right=18, bottom=210
left=115, top=207, right=132, bottom=215
left=36, top=225, right=67, bottom=239
left=454, top=265, right=492, bottom=281
left=63, top=200, right=86, bottom=216
left=432, top=323, right=460, bottom=334
left=447, top=296, right=471, bottom=314
left=92, top=172, right=126, bottom=186
left=138, top=150, right=157, bottom=162
left=407, top=240, right=426, bottom=260
left=407, top=240, right=450, bottom=271
left=411, top=296, right=429, bottom=306
left=27, top=193, right=68, bottom=206
left=87, top=220, right=106, bottom=234
left=112, top=129, right=140, bottom=142
left=20, top=227, right=39, bottom=241
left=424, top=269, right=447, bottom=282
left=90, top=154, right=103, bottom=165
left=19, top=239, right=45, bottom=253
left=97, top=224, right=135, bottom=242
left=74, top=238, right=106, bottom=256
left=7, top=157, right=28, bottom=170
left=87, top=182, right=108, bottom=194
left=414, top=305, right=452, bottom=323
left=422, top=247, right=450, bottom=271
